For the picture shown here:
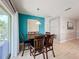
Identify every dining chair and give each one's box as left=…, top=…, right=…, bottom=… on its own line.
left=44, top=34, right=55, bottom=59
left=30, top=35, right=45, bottom=59
left=20, top=33, right=30, bottom=56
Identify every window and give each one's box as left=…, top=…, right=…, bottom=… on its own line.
left=0, top=6, right=10, bottom=41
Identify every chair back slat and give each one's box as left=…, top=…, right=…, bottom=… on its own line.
left=45, top=34, right=55, bottom=46
left=34, top=36, right=45, bottom=51
left=44, top=34, right=56, bottom=58
left=46, top=35, right=51, bottom=44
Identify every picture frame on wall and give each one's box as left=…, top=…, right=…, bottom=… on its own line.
left=67, top=21, right=74, bottom=30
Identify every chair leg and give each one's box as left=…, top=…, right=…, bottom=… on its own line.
left=30, top=46, right=32, bottom=56
left=46, top=48, right=48, bottom=59
left=52, top=46, right=55, bottom=57
left=42, top=52, right=45, bottom=59
left=22, top=43, right=25, bottom=56
left=52, top=50, right=55, bottom=57
left=34, top=55, right=35, bottom=59
left=34, top=49, right=36, bottom=59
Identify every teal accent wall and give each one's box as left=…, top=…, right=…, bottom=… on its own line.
left=19, top=13, right=45, bottom=41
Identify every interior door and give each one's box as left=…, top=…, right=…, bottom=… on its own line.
left=50, top=18, right=60, bottom=41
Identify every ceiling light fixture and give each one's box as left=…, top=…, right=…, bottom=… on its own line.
left=37, top=8, right=40, bottom=11
left=65, top=8, right=72, bottom=11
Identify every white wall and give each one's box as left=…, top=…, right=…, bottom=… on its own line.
left=49, top=16, right=76, bottom=43
left=49, top=17, right=60, bottom=41
left=60, top=17, right=76, bottom=43
left=45, top=17, right=50, bottom=32
left=76, top=20, right=79, bottom=39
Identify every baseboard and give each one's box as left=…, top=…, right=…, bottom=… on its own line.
left=60, top=38, right=76, bottom=43
left=60, top=39, right=67, bottom=43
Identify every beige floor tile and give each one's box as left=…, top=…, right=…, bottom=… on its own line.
left=16, top=39, right=79, bottom=59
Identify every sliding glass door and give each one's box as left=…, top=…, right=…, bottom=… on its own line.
left=0, top=6, right=11, bottom=59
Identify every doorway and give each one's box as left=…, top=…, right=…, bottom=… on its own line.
left=49, top=17, right=60, bottom=41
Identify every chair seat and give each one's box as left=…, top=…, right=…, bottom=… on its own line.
left=30, top=39, right=34, bottom=47
left=24, top=40, right=30, bottom=43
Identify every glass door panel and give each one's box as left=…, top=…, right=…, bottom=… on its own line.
left=0, top=6, right=11, bottom=58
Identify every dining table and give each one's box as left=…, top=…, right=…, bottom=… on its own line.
left=28, top=33, right=45, bottom=46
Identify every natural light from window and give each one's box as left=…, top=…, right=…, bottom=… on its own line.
left=0, top=15, right=8, bottom=41
left=0, top=6, right=10, bottom=42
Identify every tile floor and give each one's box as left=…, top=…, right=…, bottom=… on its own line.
left=15, top=39, right=79, bottom=59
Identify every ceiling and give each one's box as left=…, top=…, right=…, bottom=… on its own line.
left=13, top=0, right=79, bottom=19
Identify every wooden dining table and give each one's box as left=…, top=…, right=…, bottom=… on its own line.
left=28, top=33, right=45, bottom=46
left=29, top=34, right=56, bottom=46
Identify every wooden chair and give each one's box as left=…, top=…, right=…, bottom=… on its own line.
left=44, top=34, right=55, bottom=59
left=30, top=35, right=45, bottom=59
left=20, top=33, right=30, bottom=56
